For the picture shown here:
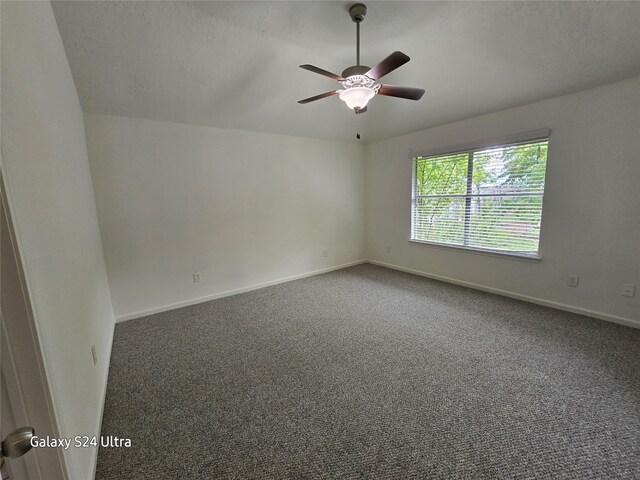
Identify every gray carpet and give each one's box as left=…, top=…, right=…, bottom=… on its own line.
left=96, top=264, right=640, bottom=479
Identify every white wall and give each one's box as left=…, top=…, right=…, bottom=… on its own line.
left=366, top=77, right=640, bottom=325
left=84, top=114, right=366, bottom=320
left=1, top=2, right=115, bottom=478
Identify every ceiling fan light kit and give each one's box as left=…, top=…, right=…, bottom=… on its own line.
left=298, top=3, right=425, bottom=114
left=338, top=77, right=379, bottom=109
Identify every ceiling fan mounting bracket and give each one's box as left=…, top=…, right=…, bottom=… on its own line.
left=349, top=3, right=367, bottom=23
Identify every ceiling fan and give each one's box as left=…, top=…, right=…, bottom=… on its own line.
left=298, top=3, right=425, bottom=114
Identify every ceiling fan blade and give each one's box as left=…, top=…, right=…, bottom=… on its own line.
left=354, top=106, right=367, bottom=114
left=298, top=90, right=339, bottom=104
left=299, top=64, right=344, bottom=81
left=365, top=51, right=410, bottom=80
left=378, top=84, right=425, bottom=101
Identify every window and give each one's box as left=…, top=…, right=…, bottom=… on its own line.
left=411, top=134, right=549, bottom=258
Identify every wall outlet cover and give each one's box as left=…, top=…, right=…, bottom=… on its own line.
left=622, top=283, right=636, bottom=297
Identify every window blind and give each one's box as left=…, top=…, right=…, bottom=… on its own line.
left=411, top=138, right=549, bottom=256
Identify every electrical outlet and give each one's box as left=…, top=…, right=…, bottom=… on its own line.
left=91, top=345, right=97, bottom=365
left=622, top=283, right=636, bottom=298
left=322, top=250, right=328, bottom=258
left=193, top=272, right=201, bottom=283
left=385, top=246, right=391, bottom=254
left=567, top=274, right=579, bottom=287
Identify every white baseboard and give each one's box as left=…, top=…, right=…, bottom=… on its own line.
left=115, top=260, right=367, bottom=323
left=367, top=259, right=639, bottom=329
left=115, top=258, right=638, bottom=329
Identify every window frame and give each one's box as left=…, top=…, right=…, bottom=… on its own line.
left=409, top=129, right=550, bottom=261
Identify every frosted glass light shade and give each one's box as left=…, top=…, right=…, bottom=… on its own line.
left=338, top=87, right=375, bottom=109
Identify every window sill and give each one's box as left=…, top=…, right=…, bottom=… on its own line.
left=408, top=239, right=542, bottom=262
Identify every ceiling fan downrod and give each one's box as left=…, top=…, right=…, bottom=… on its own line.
left=357, top=20, right=360, bottom=66
left=349, top=3, right=367, bottom=67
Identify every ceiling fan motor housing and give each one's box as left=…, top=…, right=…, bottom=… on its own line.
left=341, top=65, right=370, bottom=78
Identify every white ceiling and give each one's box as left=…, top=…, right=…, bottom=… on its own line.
left=51, top=1, right=640, bottom=143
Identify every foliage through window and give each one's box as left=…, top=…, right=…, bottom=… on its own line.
left=411, top=137, right=549, bottom=256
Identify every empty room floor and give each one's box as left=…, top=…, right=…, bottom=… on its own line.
left=96, top=265, right=640, bottom=479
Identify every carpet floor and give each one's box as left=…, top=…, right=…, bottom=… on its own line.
left=96, top=264, right=640, bottom=479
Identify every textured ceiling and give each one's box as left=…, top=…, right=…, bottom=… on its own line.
left=52, top=1, right=640, bottom=143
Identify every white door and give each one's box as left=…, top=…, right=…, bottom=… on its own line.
left=1, top=173, right=67, bottom=479
left=1, top=335, right=34, bottom=480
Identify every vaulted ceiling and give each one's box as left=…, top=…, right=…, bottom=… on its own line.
left=52, top=1, right=640, bottom=143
